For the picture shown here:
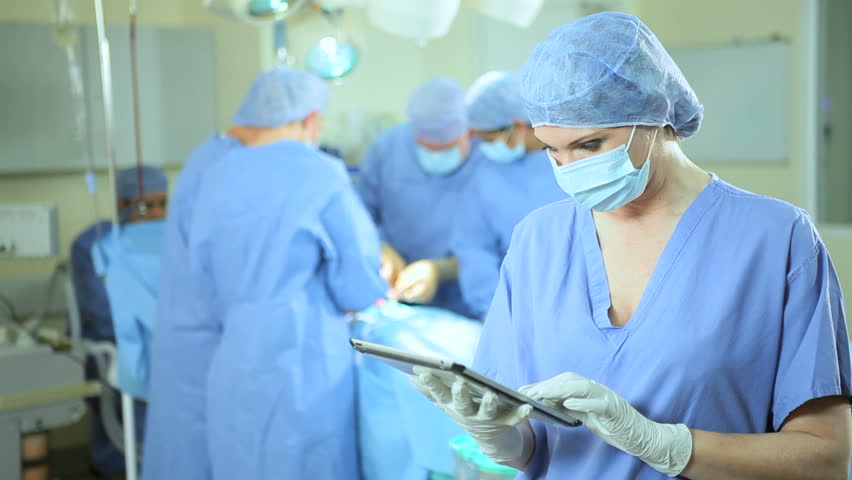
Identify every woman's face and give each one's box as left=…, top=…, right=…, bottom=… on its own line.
left=535, top=125, right=645, bottom=167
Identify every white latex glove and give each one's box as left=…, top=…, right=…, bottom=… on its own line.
left=380, top=244, right=407, bottom=286
left=520, top=372, right=692, bottom=477
left=411, top=366, right=533, bottom=463
left=392, top=260, right=440, bottom=303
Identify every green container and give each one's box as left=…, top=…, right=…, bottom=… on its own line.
left=472, top=449, right=519, bottom=480
left=450, top=435, right=480, bottom=480
left=449, top=435, right=520, bottom=480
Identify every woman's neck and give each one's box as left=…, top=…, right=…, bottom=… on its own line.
left=600, top=140, right=710, bottom=221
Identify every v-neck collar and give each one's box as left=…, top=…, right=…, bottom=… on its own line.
left=580, top=175, right=722, bottom=344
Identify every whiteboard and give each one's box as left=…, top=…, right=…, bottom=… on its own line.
left=0, top=24, right=92, bottom=173
left=0, top=23, right=217, bottom=174
left=669, top=41, right=790, bottom=163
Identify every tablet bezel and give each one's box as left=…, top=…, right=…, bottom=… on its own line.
left=350, top=338, right=581, bottom=428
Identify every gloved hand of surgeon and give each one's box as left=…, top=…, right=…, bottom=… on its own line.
left=391, top=260, right=440, bottom=304
left=379, top=244, right=407, bottom=287
left=413, top=369, right=693, bottom=477
left=521, top=372, right=693, bottom=477
left=411, top=366, right=532, bottom=463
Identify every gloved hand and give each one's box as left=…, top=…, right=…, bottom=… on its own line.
left=411, top=366, right=532, bottom=463
left=380, top=244, right=407, bottom=286
left=392, top=260, right=440, bottom=303
left=519, top=372, right=692, bottom=477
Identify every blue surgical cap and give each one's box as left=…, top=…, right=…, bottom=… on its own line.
left=407, top=77, right=468, bottom=144
left=521, top=12, right=703, bottom=138
left=232, top=67, right=328, bottom=128
left=116, top=166, right=168, bottom=200
left=466, top=71, right=526, bottom=131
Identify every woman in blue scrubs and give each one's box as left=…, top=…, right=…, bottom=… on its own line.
left=414, top=12, right=851, bottom=479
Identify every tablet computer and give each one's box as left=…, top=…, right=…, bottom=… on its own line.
left=350, top=338, right=581, bottom=428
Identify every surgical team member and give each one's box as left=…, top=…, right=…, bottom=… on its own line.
left=414, top=12, right=851, bottom=479
left=451, top=71, right=564, bottom=318
left=183, top=67, right=385, bottom=479
left=359, top=77, right=482, bottom=317
left=141, top=139, right=237, bottom=476
left=71, top=165, right=166, bottom=478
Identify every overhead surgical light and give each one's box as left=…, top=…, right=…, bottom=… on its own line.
left=306, top=36, right=358, bottom=79
left=248, top=0, right=290, bottom=18
left=205, top=0, right=309, bottom=23
left=313, top=0, right=366, bottom=7
left=305, top=8, right=359, bottom=80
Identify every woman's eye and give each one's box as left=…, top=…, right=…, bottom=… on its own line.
left=541, top=145, right=556, bottom=152
left=581, top=140, right=601, bottom=152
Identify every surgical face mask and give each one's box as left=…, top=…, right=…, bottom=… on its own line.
left=480, top=129, right=526, bottom=164
left=548, top=126, right=658, bottom=212
left=416, top=145, right=465, bottom=176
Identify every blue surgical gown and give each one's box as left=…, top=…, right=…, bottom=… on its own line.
left=450, top=149, right=564, bottom=318
left=142, top=134, right=236, bottom=480
left=189, top=140, right=386, bottom=480
left=474, top=176, right=851, bottom=479
left=358, top=124, right=482, bottom=318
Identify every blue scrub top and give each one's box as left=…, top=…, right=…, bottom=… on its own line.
left=142, top=133, right=236, bottom=480
left=189, top=140, right=386, bottom=480
left=358, top=124, right=483, bottom=318
left=474, top=176, right=851, bottom=479
left=450, top=149, right=564, bottom=318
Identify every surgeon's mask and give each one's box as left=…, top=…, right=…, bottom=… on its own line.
left=548, top=126, right=658, bottom=211
left=416, top=145, right=465, bottom=176
left=480, top=128, right=526, bottom=164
